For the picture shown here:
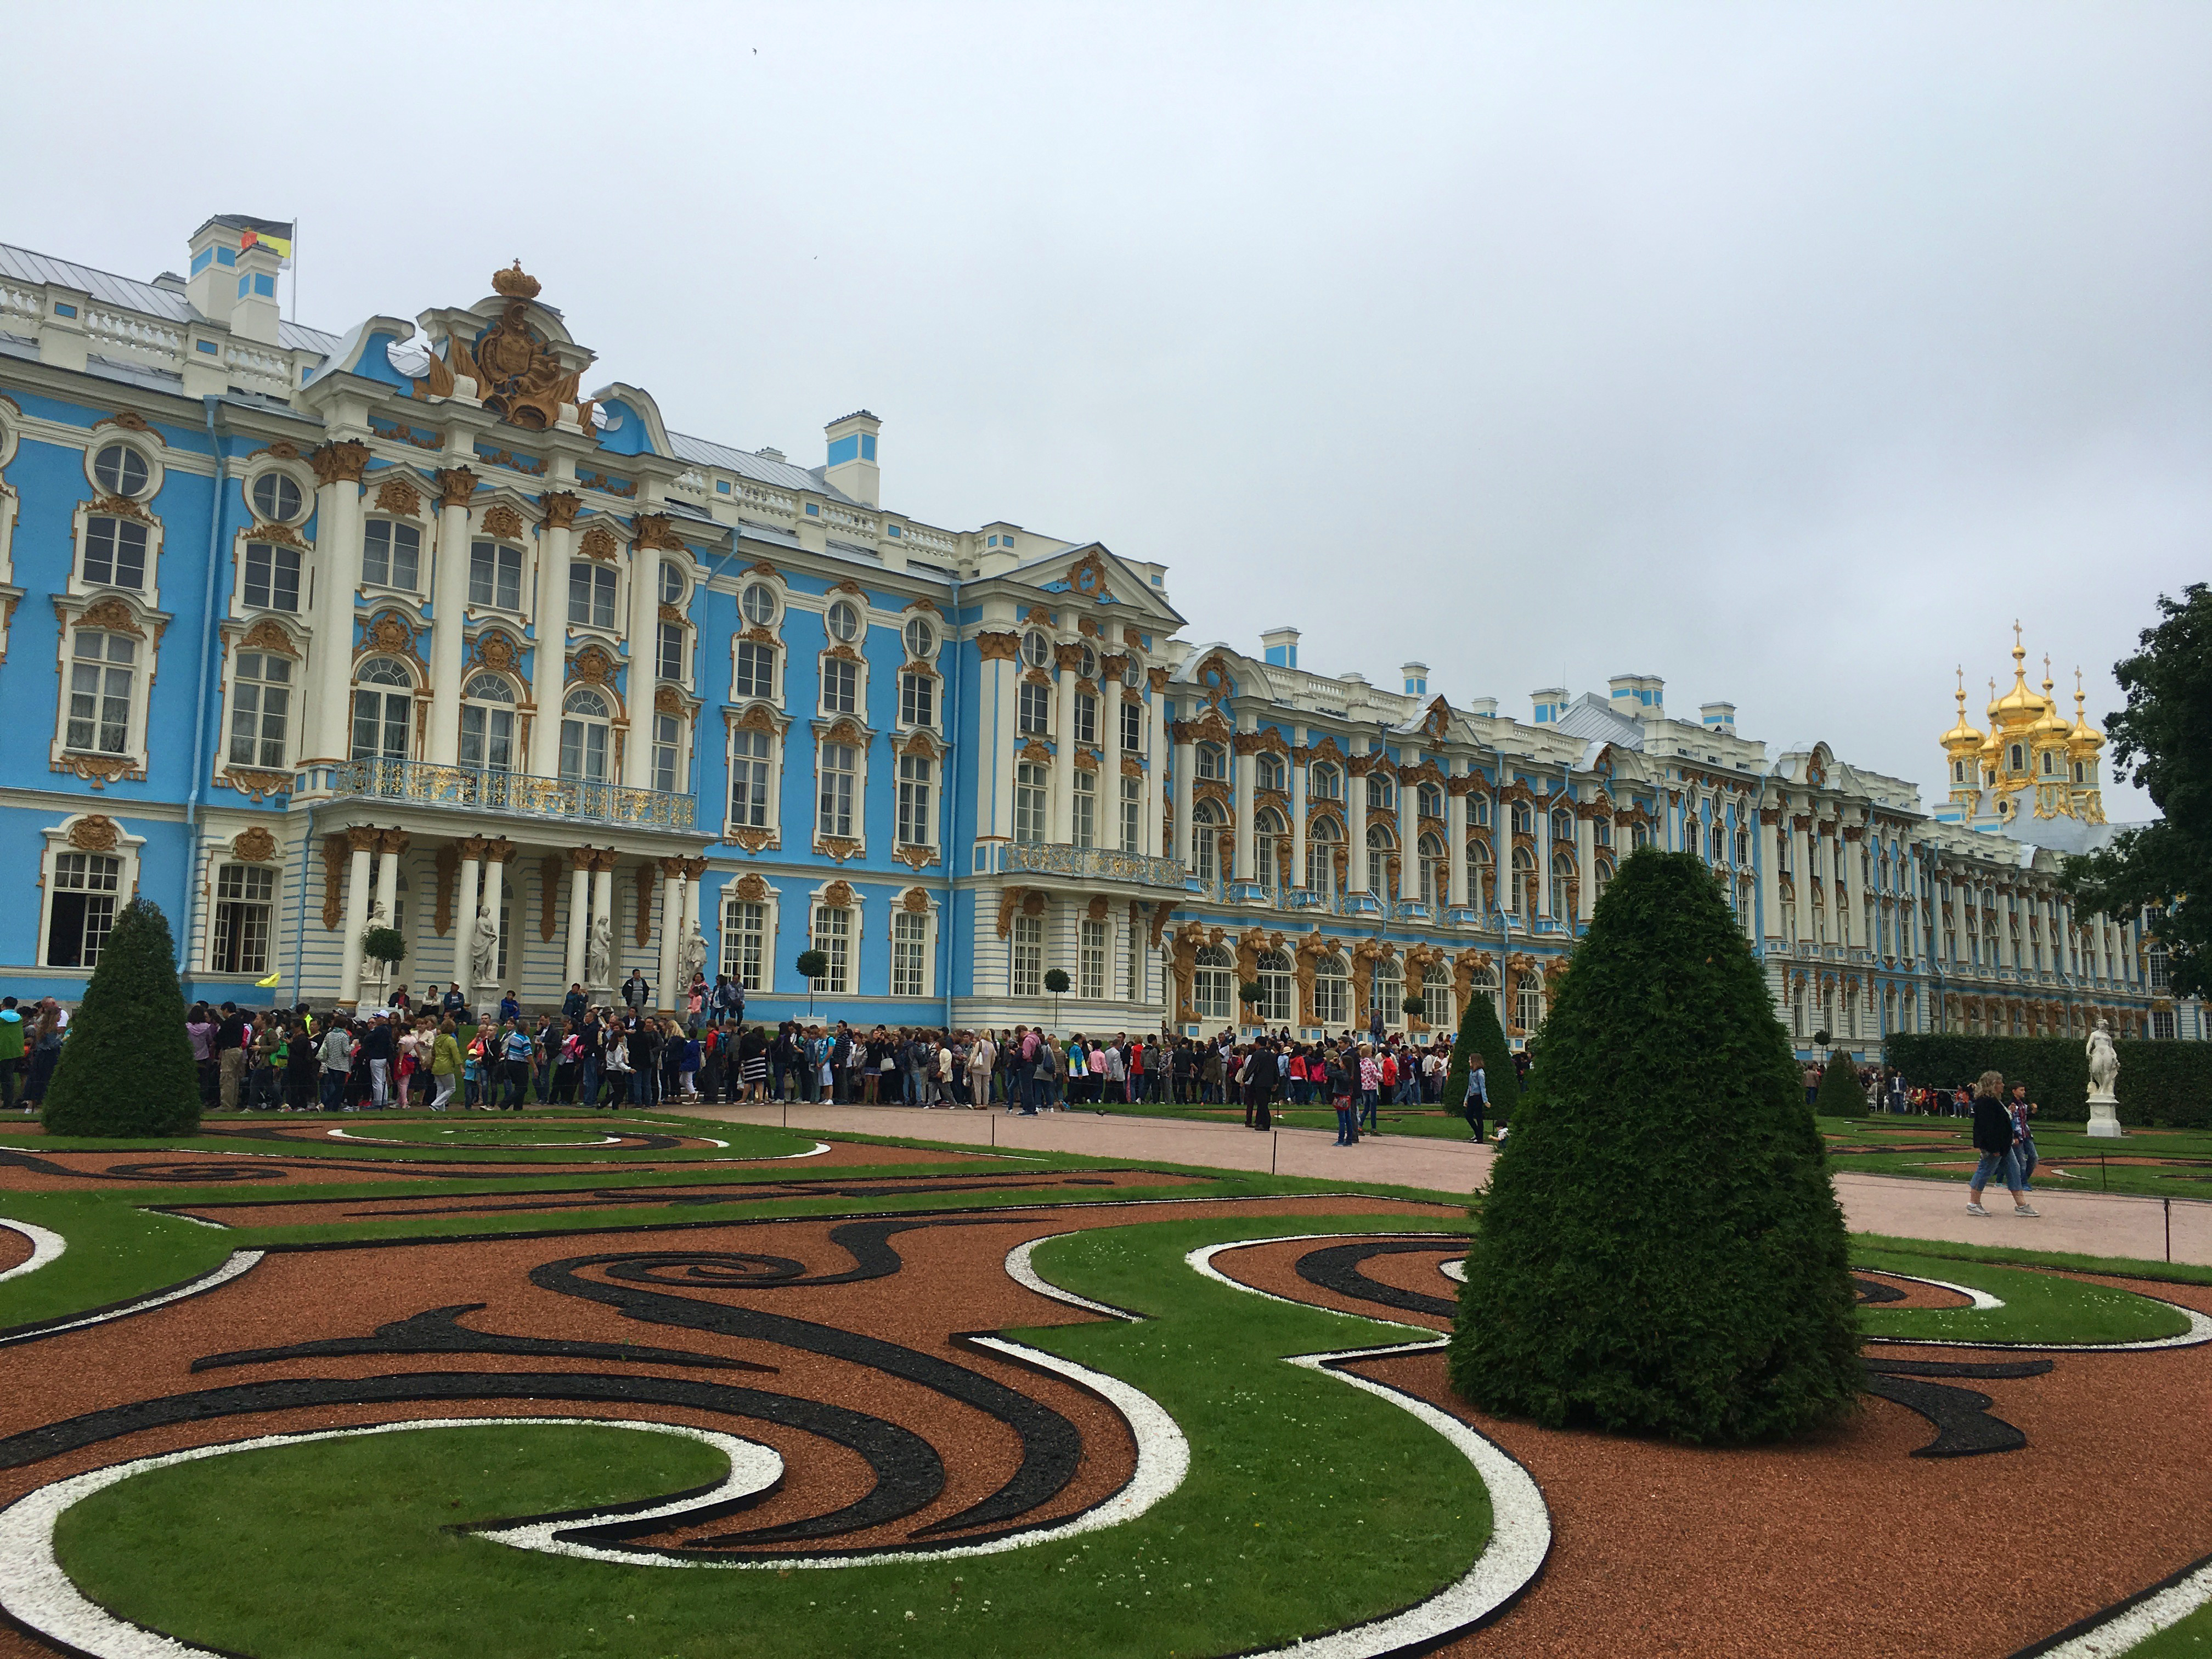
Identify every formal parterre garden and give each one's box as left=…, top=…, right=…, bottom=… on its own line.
left=0, top=1100, right=2201, bottom=1659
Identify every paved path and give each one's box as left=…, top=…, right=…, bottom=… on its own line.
left=683, top=1101, right=2212, bottom=1268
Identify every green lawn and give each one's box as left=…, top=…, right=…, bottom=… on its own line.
left=55, top=1215, right=1491, bottom=1659
left=1819, top=1114, right=2212, bottom=1204
left=1854, top=1249, right=2193, bottom=1345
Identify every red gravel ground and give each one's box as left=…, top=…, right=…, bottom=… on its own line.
left=1209, top=1237, right=2212, bottom=1658
left=0, top=1229, right=31, bottom=1274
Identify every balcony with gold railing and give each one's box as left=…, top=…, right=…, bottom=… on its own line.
left=300, top=758, right=697, bottom=832
left=970, top=839, right=1187, bottom=890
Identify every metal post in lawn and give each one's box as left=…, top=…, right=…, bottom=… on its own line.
left=2166, top=1197, right=2172, bottom=1263
left=1272, top=1128, right=1278, bottom=1175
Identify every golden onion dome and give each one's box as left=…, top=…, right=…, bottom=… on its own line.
left=2068, top=670, right=2104, bottom=758
left=1987, top=630, right=2050, bottom=730
left=1940, top=669, right=1984, bottom=756
left=2029, top=661, right=2072, bottom=747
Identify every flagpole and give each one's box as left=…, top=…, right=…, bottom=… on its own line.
left=290, top=215, right=298, bottom=325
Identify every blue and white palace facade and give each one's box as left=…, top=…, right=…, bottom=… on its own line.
left=0, top=217, right=2192, bottom=1052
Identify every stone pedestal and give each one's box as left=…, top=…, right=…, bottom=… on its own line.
left=2085, top=1092, right=2124, bottom=1138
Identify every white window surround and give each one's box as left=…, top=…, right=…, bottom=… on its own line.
left=894, top=736, right=943, bottom=856
left=81, top=433, right=163, bottom=504
left=200, top=848, right=284, bottom=975
left=811, top=716, right=872, bottom=854
left=891, top=891, right=940, bottom=999
left=230, top=523, right=307, bottom=618
left=67, top=497, right=168, bottom=612
left=816, top=646, right=867, bottom=720
left=242, top=460, right=315, bottom=528
left=49, top=597, right=163, bottom=784
left=805, top=880, right=867, bottom=992
left=724, top=707, right=787, bottom=847
left=895, top=659, right=942, bottom=734
left=731, top=635, right=781, bottom=703
left=216, top=623, right=306, bottom=780
left=718, top=882, right=780, bottom=995
left=0, top=405, right=20, bottom=661
left=360, top=515, right=424, bottom=595
left=38, top=815, right=144, bottom=972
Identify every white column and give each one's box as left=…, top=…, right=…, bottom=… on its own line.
left=454, top=840, right=483, bottom=994
left=1290, top=727, right=1310, bottom=890
left=375, top=833, right=403, bottom=930
left=1790, top=810, right=1812, bottom=944
left=1575, top=800, right=1595, bottom=923
left=1144, top=672, right=1166, bottom=860
left=1232, top=711, right=1256, bottom=883
left=337, top=827, right=376, bottom=1008
left=1099, top=655, right=1122, bottom=846
left=622, top=531, right=661, bottom=788
left=307, top=445, right=366, bottom=764
left=1445, top=770, right=1468, bottom=909
left=1536, top=787, right=1553, bottom=918
left=1051, top=647, right=1077, bottom=843
left=427, top=469, right=475, bottom=765
left=1843, top=824, right=1866, bottom=952
left=1171, top=710, right=1194, bottom=870
left=563, top=846, right=593, bottom=992
left=1758, top=809, right=1781, bottom=940
left=1346, top=738, right=1370, bottom=896
left=479, top=848, right=508, bottom=996
left=1396, top=747, right=1418, bottom=905
left=531, top=499, right=577, bottom=778
left=656, top=857, right=681, bottom=1013
left=986, top=639, right=1018, bottom=840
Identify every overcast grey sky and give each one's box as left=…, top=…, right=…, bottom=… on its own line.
left=8, top=3, right=2205, bottom=818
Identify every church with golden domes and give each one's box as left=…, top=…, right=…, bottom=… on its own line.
left=1936, top=625, right=2109, bottom=841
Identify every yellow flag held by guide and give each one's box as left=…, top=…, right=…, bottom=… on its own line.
left=255, top=972, right=281, bottom=989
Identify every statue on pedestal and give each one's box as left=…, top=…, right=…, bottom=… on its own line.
left=677, top=918, right=709, bottom=989
left=2084, top=1017, right=2124, bottom=1138
left=585, top=915, right=613, bottom=990
left=470, top=903, right=499, bottom=986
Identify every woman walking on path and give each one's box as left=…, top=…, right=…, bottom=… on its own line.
left=1967, top=1070, right=2038, bottom=1218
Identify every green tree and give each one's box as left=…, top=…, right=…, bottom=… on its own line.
left=794, top=949, right=827, bottom=1019
left=1816, top=1053, right=1866, bottom=1120
left=1450, top=849, right=1861, bottom=1443
left=42, top=897, right=201, bottom=1137
left=1441, top=983, right=1520, bottom=1122
left=2062, top=583, right=2210, bottom=997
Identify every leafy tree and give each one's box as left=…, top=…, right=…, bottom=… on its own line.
left=42, top=897, right=201, bottom=1137
left=1816, top=1054, right=1866, bottom=1120
left=794, top=949, right=827, bottom=1018
left=1442, top=984, right=1519, bottom=1122
left=1046, top=967, right=1071, bottom=1028
left=2062, top=583, right=2210, bottom=997
left=1450, top=849, right=1861, bottom=1443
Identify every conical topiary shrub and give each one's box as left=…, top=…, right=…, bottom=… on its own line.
left=42, top=896, right=202, bottom=1137
left=1449, top=849, right=1861, bottom=1442
left=1442, top=983, right=1519, bottom=1124
left=1816, top=1054, right=1866, bottom=1120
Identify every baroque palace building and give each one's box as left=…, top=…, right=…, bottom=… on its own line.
left=0, top=216, right=2191, bottom=1050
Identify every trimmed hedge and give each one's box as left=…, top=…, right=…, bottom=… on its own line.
left=1884, top=1032, right=2212, bottom=1128
left=1441, top=984, right=1519, bottom=1123
left=1451, top=849, right=1861, bottom=1443
left=42, top=897, right=201, bottom=1137
left=1816, top=1054, right=1867, bottom=1119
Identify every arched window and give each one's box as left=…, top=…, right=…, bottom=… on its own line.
left=1255, top=752, right=1285, bottom=792
left=1553, top=847, right=1575, bottom=893
left=460, top=674, right=516, bottom=772
left=1515, top=973, right=1543, bottom=1035
left=1308, top=816, right=1342, bottom=898
left=227, top=650, right=291, bottom=770
left=1469, top=794, right=1491, bottom=828
left=1467, top=837, right=1492, bottom=909
left=1366, top=821, right=1395, bottom=899
left=1196, top=743, right=1226, bottom=780
left=1418, top=782, right=1443, bottom=819
left=1255, top=806, right=1286, bottom=891
left=67, top=631, right=138, bottom=757
left=1310, top=762, right=1341, bottom=800
left=1423, top=964, right=1453, bottom=1031
left=560, top=687, right=612, bottom=781
left=1510, top=802, right=1532, bottom=835
left=1371, top=955, right=1403, bottom=1029
left=1313, top=951, right=1350, bottom=1026
left=1367, top=772, right=1394, bottom=814
left=1509, top=844, right=1535, bottom=915
left=1255, top=949, right=1293, bottom=1024
left=351, top=658, right=413, bottom=761
left=1417, top=830, right=1447, bottom=906
left=1468, top=967, right=1500, bottom=1028
left=1593, top=856, right=1616, bottom=905
left=1193, top=944, right=1234, bottom=1023
left=1191, top=799, right=1223, bottom=881
left=1014, top=761, right=1048, bottom=845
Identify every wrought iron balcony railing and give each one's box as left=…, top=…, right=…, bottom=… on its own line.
left=971, top=839, right=1187, bottom=889
left=311, top=758, right=696, bottom=831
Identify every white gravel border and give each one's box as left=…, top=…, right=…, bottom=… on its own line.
left=0, top=1218, right=66, bottom=1284
left=1862, top=1271, right=2212, bottom=1351
left=2028, top=1552, right=2212, bottom=1657
left=0, top=1251, right=263, bottom=1348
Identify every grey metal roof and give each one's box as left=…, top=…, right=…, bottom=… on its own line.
left=0, top=242, right=341, bottom=357
left=665, top=427, right=856, bottom=500
left=1550, top=693, right=1645, bottom=749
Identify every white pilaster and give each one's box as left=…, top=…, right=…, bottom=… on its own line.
left=622, top=530, right=660, bottom=788
left=1232, top=708, right=1256, bottom=882
left=1446, top=767, right=1468, bottom=908
left=1396, top=745, right=1418, bottom=905
left=531, top=503, right=575, bottom=778
left=1051, top=651, right=1077, bottom=844
left=307, top=452, right=365, bottom=764
left=1346, top=737, right=1369, bottom=895
left=338, top=828, right=375, bottom=1009
left=1290, top=725, right=1309, bottom=890
left=563, top=847, right=592, bottom=992
left=427, top=470, right=474, bottom=766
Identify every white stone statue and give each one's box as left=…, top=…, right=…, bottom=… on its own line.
left=585, top=915, right=613, bottom=987
left=678, top=918, right=709, bottom=986
left=2084, top=1018, right=2123, bottom=1138
left=470, top=902, right=499, bottom=984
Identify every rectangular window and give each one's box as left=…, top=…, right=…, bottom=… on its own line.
left=362, top=520, right=420, bottom=589
left=242, top=542, right=301, bottom=612
left=1014, top=762, right=1048, bottom=845
left=1073, top=692, right=1097, bottom=747
left=82, top=517, right=148, bottom=590
left=810, top=905, right=851, bottom=995
left=209, top=862, right=275, bottom=974
left=1079, top=918, right=1107, bottom=1000
left=67, top=633, right=136, bottom=754
left=1315, top=967, right=1349, bottom=1027
left=46, top=851, right=121, bottom=968
left=900, top=671, right=934, bottom=727
left=821, top=657, right=857, bottom=715
left=1125, top=923, right=1141, bottom=1001
left=897, top=754, right=932, bottom=846
left=1517, top=983, right=1542, bottom=1034
left=721, top=899, right=765, bottom=990
left=1011, top=914, right=1042, bottom=997
left=1018, top=681, right=1051, bottom=735
left=227, top=651, right=291, bottom=769
left=658, top=621, right=685, bottom=680
left=469, top=540, right=523, bottom=610
left=892, top=911, right=928, bottom=997
left=1120, top=775, right=1141, bottom=853
left=817, top=742, right=856, bottom=838
left=1120, top=697, right=1142, bottom=752
left=652, top=712, right=681, bottom=794
left=568, top=562, right=616, bottom=628
left=1071, top=768, right=1096, bottom=849
left=730, top=729, right=773, bottom=829
left=733, top=641, right=778, bottom=701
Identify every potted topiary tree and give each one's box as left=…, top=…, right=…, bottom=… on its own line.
left=1399, top=991, right=1426, bottom=1031
left=1237, top=979, right=1264, bottom=1030
left=1450, top=848, right=1861, bottom=1442
left=1045, top=967, right=1071, bottom=1029
left=42, top=897, right=200, bottom=1137
left=795, top=949, right=828, bottom=1019
left=361, top=924, right=406, bottom=1008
